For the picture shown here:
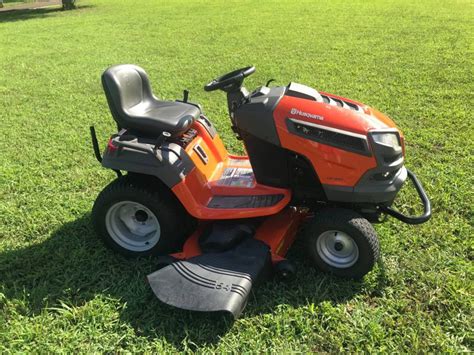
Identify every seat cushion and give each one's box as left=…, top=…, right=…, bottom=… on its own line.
left=127, top=100, right=200, bottom=137
left=102, top=64, right=200, bottom=137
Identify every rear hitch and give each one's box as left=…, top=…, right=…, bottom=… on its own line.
left=380, top=169, right=431, bottom=225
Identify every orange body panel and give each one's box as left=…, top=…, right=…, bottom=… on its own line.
left=185, top=121, right=228, bottom=180
left=171, top=91, right=402, bottom=215
left=318, top=91, right=399, bottom=131
left=274, top=95, right=383, bottom=187
left=170, top=225, right=206, bottom=260
left=171, top=208, right=308, bottom=264
left=254, top=207, right=308, bottom=264
left=171, top=121, right=291, bottom=220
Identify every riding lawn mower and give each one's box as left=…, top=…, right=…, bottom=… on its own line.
left=90, top=65, right=431, bottom=318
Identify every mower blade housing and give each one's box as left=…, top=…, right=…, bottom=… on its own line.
left=147, top=238, right=271, bottom=318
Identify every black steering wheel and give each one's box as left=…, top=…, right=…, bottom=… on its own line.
left=204, top=66, right=256, bottom=92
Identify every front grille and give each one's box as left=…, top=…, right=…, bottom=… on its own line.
left=289, top=119, right=369, bottom=155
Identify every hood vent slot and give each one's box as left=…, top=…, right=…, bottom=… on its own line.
left=286, top=82, right=324, bottom=102
left=286, top=82, right=363, bottom=112
left=321, top=94, right=362, bottom=112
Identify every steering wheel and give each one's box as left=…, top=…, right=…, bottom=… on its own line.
left=204, top=66, right=256, bottom=92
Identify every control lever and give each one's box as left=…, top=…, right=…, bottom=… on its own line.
left=176, top=90, right=202, bottom=111
left=154, top=131, right=171, bottom=151
left=266, top=79, right=276, bottom=87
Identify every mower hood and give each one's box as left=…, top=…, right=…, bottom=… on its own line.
left=284, top=82, right=401, bottom=137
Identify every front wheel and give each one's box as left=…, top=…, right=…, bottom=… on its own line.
left=92, top=175, right=195, bottom=257
left=303, top=208, right=380, bottom=279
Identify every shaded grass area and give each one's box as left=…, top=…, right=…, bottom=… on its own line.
left=0, top=0, right=473, bottom=352
left=0, top=7, right=61, bottom=20
left=0, top=0, right=61, bottom=12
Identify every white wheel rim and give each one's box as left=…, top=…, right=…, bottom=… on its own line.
left=105, top=201, right=161, bottom=252
left=316, top=230, right=359, bottom=268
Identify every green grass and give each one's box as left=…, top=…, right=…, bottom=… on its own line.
left=0, top=0, right=473, bottom=352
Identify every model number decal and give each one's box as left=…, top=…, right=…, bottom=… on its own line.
left=290, top=108, right=324, bottom=121
left=214, top=282, right=231, bottom=292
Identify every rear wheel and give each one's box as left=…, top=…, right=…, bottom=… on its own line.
left=303, top=208, right=379, bottom=279
left=92, top=175, right=195, bottom=257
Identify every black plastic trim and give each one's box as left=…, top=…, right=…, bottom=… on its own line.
left=286, top=118, right=371, bottom=156
left=368, top=129, right=403, bottom=167
left=197, top=115, right=217, bottom=138
left=233, top=86, right=285, bottom=146
left=380, top=169, right=431, bottom=225
left=89, top=126, right=102, bottom=163
left=101, top=130, right=195, bottom=187
left=286, top=82, right=323, bottom=102
left=193, top=144, right=208, bottom=164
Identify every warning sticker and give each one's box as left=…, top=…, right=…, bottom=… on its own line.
left=216, top=167, right=255, bottom=187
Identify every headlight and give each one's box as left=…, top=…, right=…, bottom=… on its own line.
left=371, top=132, right=401, bottom=149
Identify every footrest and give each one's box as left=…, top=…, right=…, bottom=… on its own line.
left=207, top=194, right=284, bottom=209
left=147, top=238, right=271, bottom=318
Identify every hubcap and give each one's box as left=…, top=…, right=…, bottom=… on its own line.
left=316, top=230, right=359, bottom=268
left=135, top=210, right=148, bottom=222
left=105, top=201, right=161, bottom=252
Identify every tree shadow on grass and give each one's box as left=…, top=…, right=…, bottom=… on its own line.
left=0, top=214, right=388, bottom=350
left=0, top=4, right=94, bottom=23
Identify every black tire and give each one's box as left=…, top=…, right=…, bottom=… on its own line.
left=303, top=208, right=379, bottom=279
left=92, top=175, right=195, bottom=257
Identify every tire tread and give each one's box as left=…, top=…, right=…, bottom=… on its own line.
left=92, top=175, right=195, bottom=257
left=303, top=208, right=379, bottom=279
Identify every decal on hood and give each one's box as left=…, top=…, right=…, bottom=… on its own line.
left=290, top=108, right=324, bottom=121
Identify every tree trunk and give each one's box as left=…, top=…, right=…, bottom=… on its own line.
left=62, top=0, right=76, bottom=10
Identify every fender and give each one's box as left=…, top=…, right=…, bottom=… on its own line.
left=101, top=131, right=195, bottom=188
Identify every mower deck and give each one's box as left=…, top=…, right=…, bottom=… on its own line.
left=147, top=208, right=307, bottom=317
left=148, top=238, right=271, bottom=318
left=171, top=207, right=307, bottom=264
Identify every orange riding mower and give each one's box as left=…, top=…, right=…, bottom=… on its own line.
left=90, top=65, right=430, bottom=318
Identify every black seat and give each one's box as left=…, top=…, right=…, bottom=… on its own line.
left=101, top=64, right=200, bottom=137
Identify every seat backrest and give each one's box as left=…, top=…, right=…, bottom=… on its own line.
left=101, top=64, right=154, bottom=128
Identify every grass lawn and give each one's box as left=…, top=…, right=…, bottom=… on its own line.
left=0, top=0, right=472, bottom=352
left=2, top=0, right=37, bottom=6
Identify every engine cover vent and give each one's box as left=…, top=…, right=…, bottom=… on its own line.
left=286, top=82, right=324, bottom=102
left=321, top=94, right=362, bottom=112
left=285, top=82, right=362, bottom=112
